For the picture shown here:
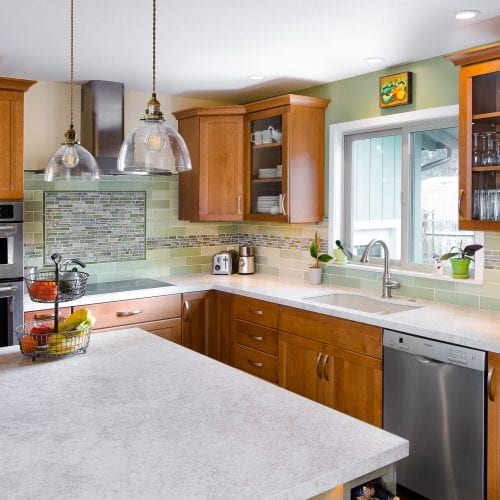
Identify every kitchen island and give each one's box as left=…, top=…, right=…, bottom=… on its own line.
left=0, top=328, right=407, bottom=499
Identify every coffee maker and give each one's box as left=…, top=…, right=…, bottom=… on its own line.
left=238, top=245, right=255, bottom=274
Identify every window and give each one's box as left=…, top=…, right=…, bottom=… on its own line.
left=330, top=106, right=482, bottom=277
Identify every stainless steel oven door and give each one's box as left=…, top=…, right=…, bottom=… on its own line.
left=0, top=222, right=23, bottom=280
left=0, top=281, right=23, bottom=346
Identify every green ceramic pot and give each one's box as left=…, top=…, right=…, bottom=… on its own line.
left=450, top=257, right=471, bottom=279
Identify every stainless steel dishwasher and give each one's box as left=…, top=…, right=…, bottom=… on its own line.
left=383, top=329, right=486, bottom=500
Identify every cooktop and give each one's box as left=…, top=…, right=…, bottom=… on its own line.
left=85, top=278, right=174, bottom=295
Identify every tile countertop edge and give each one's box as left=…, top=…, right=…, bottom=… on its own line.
left=23, top=273, right=500, bottom=353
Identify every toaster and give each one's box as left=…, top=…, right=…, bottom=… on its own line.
left=212, top=250, right=239, bottom=275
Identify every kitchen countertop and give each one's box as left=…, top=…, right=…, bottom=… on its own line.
left=0, top=328, right=408, bottom=499
left=24, top=273, right=500, bottom=352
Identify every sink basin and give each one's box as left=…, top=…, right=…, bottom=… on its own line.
left=303, top=293, right=421, bottom=315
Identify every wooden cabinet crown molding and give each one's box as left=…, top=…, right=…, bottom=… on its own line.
left=445, top=42, right=500, bottom=67
left=0, top=77, right=36, bottom=93
left=244, top=93, right=330, bottom=114
left=173, top=105, right=245, bottom=120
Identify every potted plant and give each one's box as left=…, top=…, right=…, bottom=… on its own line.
left=441, top=241, right=483, bottom=279
left=309, top=231, right=332, bottom=284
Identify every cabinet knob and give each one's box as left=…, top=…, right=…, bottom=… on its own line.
left=488, top=366, right=496, bottom=402
left=248, top=308, right=263, bottom=316
left=183, top=300, right=190, bottom=322
left=249, top=335, right=263, bottom=341
left=249, top=360, right=263, bottom=368
left=116, top=310, right=144, bottom=317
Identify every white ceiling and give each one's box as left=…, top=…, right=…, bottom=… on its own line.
left=1, top=0, right=499, bottom=102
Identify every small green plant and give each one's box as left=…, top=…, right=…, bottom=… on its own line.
left=441, top=241, right=483, bottom=261
left=309, top=231, right=333, bottom=268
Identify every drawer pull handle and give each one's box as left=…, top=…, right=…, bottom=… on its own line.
left=183, top=300, right=190, bottom=322
left=488, top=366, right=495, bottom=402
left=316, top=353, right=323, bottom=380
left=249, top=308, right=263, bottom=315
left=249, top=360, right=263, bottom=368
left=34, top=313, right=55, bottom=320
left=322, top=354, right=329, bottom=382
left=116, top=310, right=144, bottom=317
left=250, top=335, right=263, bottom=341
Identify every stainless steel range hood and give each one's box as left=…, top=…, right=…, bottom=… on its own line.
left=80, top=80, right=125, bottom=175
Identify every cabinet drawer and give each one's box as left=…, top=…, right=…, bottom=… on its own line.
left=95, top=319, right=182, bottom=345
left=235, top=320, right=277, bottom=356
left=279, top=306, right=382, bottom=359
left=234, top=344, right=278, bottom=383
left=78, top=295, right=181, bottom=330
left=24, top=307, right=72, bottom=323
left=235, top=296, right=278, bottom=329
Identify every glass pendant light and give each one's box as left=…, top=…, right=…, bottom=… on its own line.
left=45, top=0, right=99, bottom=182
left=117, top=0, right=192, bottom=175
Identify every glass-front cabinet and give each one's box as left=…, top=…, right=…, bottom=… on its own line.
left=244, top=94, right=330, bottom=223
left=446, top=43, right=500, bottom=230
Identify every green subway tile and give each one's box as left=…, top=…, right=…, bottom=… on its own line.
left=33, top=191, right=44, bottom=201
left=435, top=290, right=479, bottom=308
left=23, top=191, right=34, bottom=201
left=146, top=199, right=170, bottom=209
left=24, top=201, right=43, bottom=212
left=324, top=266, right=346, bottom=276
left=170, top=247, right=201, bottom=257
left=359, top=279, right=384, bottom=295
left=279, top=268, right=305, bottom=280
left=394, top=286, right=434, bottom=301
left=390, top=274, right=415, bottom=286
left=414, top=277, right=455, bottom=291
left=485, top=236, right=500, bottom=251
left=280, top=249, right=304, bottom=259
left=321, top=274, right=332, bottom=285
left=346, top=268, right=378, bottom=281
left=146, top=249, right=171, bottom=260
left=170, top=265, right=202, bottom=276
left=256, top=264, right=279, bottom=276
left=255, top=256, right=269, bottom=265
left=218, top=225, right=239, bottom=234
left=186, top=255, right=213, bottom=265
left=146, top=181, right=170, bottom=191
left=330, top=276, right=361, bottom=288
left=479, top=296, right=500, bottom=311
left=168, top=227, right=186, bottom=236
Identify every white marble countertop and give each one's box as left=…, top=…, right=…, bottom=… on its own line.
left=24, top=272, right=500, bottom=353
left=0, top=328, right=408, bottom=499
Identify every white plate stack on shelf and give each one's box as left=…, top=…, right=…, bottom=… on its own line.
left=257, top=195, right=280, bottom=213
left=258, top=168, right=277, bottom=178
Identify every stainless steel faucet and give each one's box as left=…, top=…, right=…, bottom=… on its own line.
left=360, top=239, right=400, bottom=298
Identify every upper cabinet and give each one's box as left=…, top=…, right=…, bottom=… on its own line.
left=244, top=94, right=330, bottom=223
left=0, top=77, right=36, bottom=200
left=174, top=106, right=245, bottom=221
left=445, top=43, right=500, bottom=230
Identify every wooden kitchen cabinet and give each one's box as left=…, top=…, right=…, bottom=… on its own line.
left=181, top=291, right=214, bottom=355
left=24, top=307, right=72, bottom=323
left=75, top=295, right=182, bottom=344
left=279, top=306, right=382, bottom=427
left=244, top=94, right=330, bottom=223
left=0, top=77, right=36, bottom=200
left=174, top=106, right=245, bottom=221
left=212, top=291, right=235, bottom=365
left=233, top=295, right=279, bottom=383
left=488, top=352, right=500, bottom=499
left=445, top=43, right=500, bottom=230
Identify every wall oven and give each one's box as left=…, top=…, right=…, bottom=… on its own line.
left=0, top=202, right=23, bottom=346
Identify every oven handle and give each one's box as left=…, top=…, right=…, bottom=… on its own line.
left=0, top=225, right=16, bottom=237
left=0, top=285, right=18, bottom=298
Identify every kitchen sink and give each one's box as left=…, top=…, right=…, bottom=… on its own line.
left=302, top=293, right=421, bottom=315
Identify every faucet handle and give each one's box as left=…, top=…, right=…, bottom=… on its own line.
left=385, top=278, right=400, bottom=289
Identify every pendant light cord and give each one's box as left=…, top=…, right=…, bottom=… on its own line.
left=70, top=0, right=74, bottom=128
left=152, top=0, right=156, bottom=96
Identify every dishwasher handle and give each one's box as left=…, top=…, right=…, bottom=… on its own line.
left=415, top=354, right=445, bottom=366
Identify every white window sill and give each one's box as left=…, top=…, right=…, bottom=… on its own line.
left=325, top=261, right=484, bottom=286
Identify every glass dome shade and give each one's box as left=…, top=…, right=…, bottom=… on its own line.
left=45, top=143, right=100, bottom=181
left=117, top=120, right=192, bottom=175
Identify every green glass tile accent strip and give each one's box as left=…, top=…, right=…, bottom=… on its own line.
left=44, top=191, right=146, bottom=265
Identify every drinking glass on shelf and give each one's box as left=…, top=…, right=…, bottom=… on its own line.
left=472, top=132, right=481, bottom=167
left=482, top=132, right=495, bottom=166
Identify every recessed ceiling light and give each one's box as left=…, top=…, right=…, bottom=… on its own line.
left=249, top=75, right=264, bottom=80
left=364, top=57, right=385, bottom=64
left=455, top=10, right=481, bottom=20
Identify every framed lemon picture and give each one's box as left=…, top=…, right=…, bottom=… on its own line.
left=379, top=71, right=412, bottom=108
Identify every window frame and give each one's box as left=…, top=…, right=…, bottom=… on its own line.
left=328, top=105, right=484, bottom=281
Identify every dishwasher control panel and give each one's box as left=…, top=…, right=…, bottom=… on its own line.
left=383, top=330, right=486, bottom=371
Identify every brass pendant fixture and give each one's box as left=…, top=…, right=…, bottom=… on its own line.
left=117, top=0, right=192, bottom=175
left=45, top=0, right=100, bottom=181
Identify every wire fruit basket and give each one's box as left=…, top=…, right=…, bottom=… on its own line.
left=16, top=320, right=91, bottom=361
left=21, top=253, right=92, bottom=361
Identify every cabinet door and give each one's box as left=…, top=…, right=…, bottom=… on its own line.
left=181, top=291, right=214, bottom=355
left=199, top=115, right=243, bottom=221
left=0, top=90, right=24, bottom=200
left=212, top=291, right=234, bottom=365
left=488, top=352, right=500, bottom=499
left=279, top=331, right=323, bottom=403
left=323, top=344, right=382, bottom=427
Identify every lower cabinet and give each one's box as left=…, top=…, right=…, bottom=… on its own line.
left=488, top=353, right=500, bottom=499
left=75, top=295, right=182, bottom=344
left=279, top=306, right=382, bottom=427
left=181, top=291, right=214, bottom=355
left=24, top=307, right=72, bottom=323
left=213, top=291, right=235, bottom=365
